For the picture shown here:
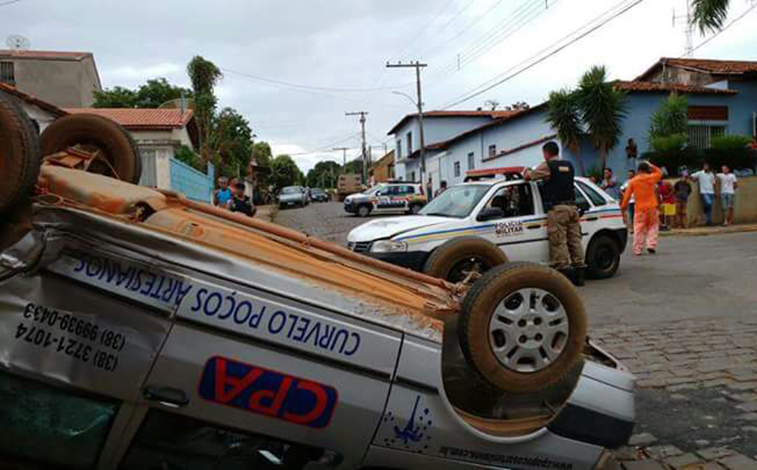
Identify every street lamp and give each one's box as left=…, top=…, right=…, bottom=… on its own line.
left=392, top=91, right=426, bottom=185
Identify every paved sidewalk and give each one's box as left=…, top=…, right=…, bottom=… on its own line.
left=255, top=204, right=277, bottom=222
left=660, top=223, right=757, bottom=237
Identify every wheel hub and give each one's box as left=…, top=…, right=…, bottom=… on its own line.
left=488, top=288, right=569, bottom=373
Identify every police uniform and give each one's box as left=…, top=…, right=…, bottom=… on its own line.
left=526, top=159, right=586, bottom=280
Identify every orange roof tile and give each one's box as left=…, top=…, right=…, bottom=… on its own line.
left=614, top=81, right=737, bottom=95
left=637, top=58, right=757, bottom=81
left=0, top=83, right=67, bottom=116
left=64, top=108, right=194, bottom=130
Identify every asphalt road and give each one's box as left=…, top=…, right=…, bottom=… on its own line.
left=276, top=201, right=757, bottom=462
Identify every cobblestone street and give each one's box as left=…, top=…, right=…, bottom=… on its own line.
left=275, top=201, right=757, bottom=469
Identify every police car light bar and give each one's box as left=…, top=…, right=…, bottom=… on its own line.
left=464, top=166, right=526, bottom=182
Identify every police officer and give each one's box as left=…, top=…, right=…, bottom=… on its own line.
left=523, top=142, right=586, bottom=286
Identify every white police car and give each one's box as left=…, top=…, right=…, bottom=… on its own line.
left=343, top=182, right=427, bottom=217
left=347, top=167, right=628, bottom=282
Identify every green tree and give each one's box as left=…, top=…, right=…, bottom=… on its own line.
left=692, top=0, right=731, bottom=33
left=306, top=160, right=342, bottom=189
left=546, top=89, right=584, bottom=175
left=93, top=86, right=138, bottom=108
left=271, top=155, right=304, bottom=190
left=187, top=55, right=223, bottom=163
left=577, top=65, right=627, bottom=171
left=211, top=107, right=254, bottom=178
left=93, top=78, right=192, bottom=108
left=135, top=78, right=192, bottom=108
left=649, top=93, right=689, bottom=139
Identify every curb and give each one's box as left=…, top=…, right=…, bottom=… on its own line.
left=659, top=224, right=757, bottom=237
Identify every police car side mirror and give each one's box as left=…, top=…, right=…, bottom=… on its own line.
left=577, top=202, right=590, bottom=216
left=477, top=207, right=505, bottom=221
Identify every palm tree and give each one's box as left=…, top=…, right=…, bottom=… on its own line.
left=577, top=66, right=627, bottom=172
left=546, top=89, right=585, bottom=175
left=187, top=56, right=223, bottom=163
left=692, top=0, right=731, bottom=33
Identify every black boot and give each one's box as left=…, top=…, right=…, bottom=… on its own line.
left=574, top=267, right=586, bottom=287
left=557, top=268, right=576, bottom=284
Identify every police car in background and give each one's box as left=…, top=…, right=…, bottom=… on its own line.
left=347, top=167, right=628, bottom=282
left=343, top=181, right=427, bottom=217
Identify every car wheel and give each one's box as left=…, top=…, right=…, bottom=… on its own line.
left=41, top=114, right=142, bottom=184
left=423, top=237, right=508, bottom=283
left=586, top=234, right=620, bottom=279
left=0, top=92, right=41, bottom=215
left=409, top=203, right=422, bottom=214
left=458, top=263, right=586, bottom=394
left=358, top=204, right=371, bottom=217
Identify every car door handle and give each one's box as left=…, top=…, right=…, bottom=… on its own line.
left=526, top=225, right=541, bottom=230
left=584, top=217, right=599, bottom=221
left=144, top=385, right=189, bottom=408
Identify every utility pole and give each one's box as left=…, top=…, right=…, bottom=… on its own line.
left=333, top=147, right=350, bottom=168
left=345, top=111, right=369, bottom=184
left=386, top=61, right=428, bottom=185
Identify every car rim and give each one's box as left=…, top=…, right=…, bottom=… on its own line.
left=488, top=288, right=569, bottom=373
left=596, top=245, right=616, bottom=271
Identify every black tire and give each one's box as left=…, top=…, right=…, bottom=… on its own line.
left=408, top=203, right=422, bottom=215
left=423, top=236, right=508, bottom=283
left=357, top=204, right=372, bottom=217
left=40, top=113, right=142, bottom=184
left=586, top=234, right=621, bottom=279
left=458, top=263, right=586, bottom=394
left=0, top=92, right=41, bottom=215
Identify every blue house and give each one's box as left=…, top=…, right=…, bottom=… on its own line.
left=387, top=58, right=757, bottom=193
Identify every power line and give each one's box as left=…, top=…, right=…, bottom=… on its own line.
left=440, top=0, right=646, bottom=109
left=221, top=67, right=413, bottom=93
left=288, top=133, right=360, bottom=156
left=689, top=2, right=757, bottom=55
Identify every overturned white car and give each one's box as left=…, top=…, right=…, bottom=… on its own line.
left=0, top=93, right=633, bottom=470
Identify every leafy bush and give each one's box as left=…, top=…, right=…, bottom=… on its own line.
left=649, top=93, right=688, bottom=139
left=174, top=145, right=204, bottom=172
left=711, top=134, right=753, bottom=150
left=643, top=147, right=704, bottom=176
left=651, top=133, right=687, bottom=153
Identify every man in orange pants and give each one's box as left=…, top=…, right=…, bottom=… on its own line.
left=621, top=162, right=663, bottom=255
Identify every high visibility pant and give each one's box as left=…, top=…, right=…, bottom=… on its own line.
left=547, top=205, right=585, bottom=270
left=633, top=208, right=659, bottom=255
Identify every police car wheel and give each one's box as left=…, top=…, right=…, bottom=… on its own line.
left=586, top=235, right=620, bottom=279
left=409, top=203, right=422, bottom=214
left=0, top=92, right=41, bottom=215
left=41, top=114, right=142, bottom=184
left=423, top=237, right=508, bottom=283
left=358, top=204, right=371, bottom=217
left=458, top=263, right=586, bottom=394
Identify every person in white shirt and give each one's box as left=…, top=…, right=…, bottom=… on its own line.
left=691, top=163, right=716, bottom=226
left=717, top=165, right=738, bottom=226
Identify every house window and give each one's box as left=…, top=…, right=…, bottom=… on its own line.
left=396, top=139, right=402, bottom=159
left=0, top=61, right=14, bottom=85
left=467, top=152, right=475, bottom=170
left=406, top=131, right=413, bottom=155
left=454, top=161, right=461, bottom=178
left=488, top=144, right=497, bottom=158
left=688, top=124, right=726, bottom=149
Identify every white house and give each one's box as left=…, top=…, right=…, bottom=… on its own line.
left=0, top=82, right=66, bottom=132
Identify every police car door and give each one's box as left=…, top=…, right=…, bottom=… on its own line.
left=480, top=182, right=545, bottom=262
left=374, top=186, right=394, bottom=213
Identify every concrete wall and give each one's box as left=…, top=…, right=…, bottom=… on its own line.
left=10, top=58, right=101, bottom=107
left=684, top=176, right=757, bottom=226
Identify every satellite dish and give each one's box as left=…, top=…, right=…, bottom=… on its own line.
left=6, top=35, right=30, bottom=51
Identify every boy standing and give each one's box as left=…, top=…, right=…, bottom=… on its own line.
left=621, top=162, right=663, bottom=255
left=717, top=165, right=738, bottom=226
left=673, top=176, right=692, bottom=228
left=230, top=182, right=256, bottom=217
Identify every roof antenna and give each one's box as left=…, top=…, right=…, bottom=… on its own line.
left=5, top=35, right=30, bottom=51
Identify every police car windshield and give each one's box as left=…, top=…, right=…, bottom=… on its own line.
left=420, top=185, right=490, bottom=218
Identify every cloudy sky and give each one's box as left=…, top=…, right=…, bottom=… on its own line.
left=3, top=0, right=756, bottom=172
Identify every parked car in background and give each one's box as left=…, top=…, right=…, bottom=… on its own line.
left=347, top=168, right=627, bottom=282
left=343, top=181, right=427, bottom=217
left=311, top=188, right=330, bottom=202
left=278, top=185, right=310, bottom=208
